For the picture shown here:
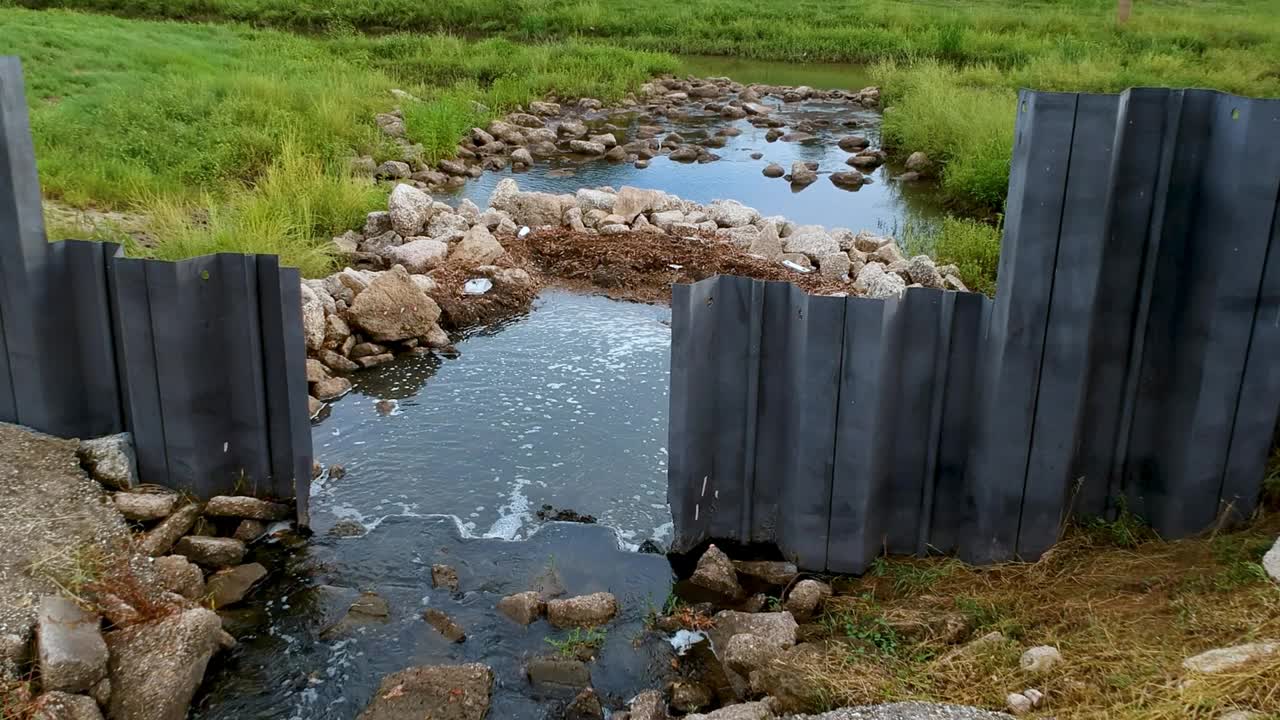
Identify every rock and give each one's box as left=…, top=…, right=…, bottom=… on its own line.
left=684, top=700, right=773, bottom=720
left=838, top=136, right=870, bottom=152
left=708, top=200, right=760, bottom=229
left=530, top=101, right=561, bottom=115
left=347, top=266, right=442, bottom=342
left=742, top=102, right=772, bottom=116
left=721, top=225, right=761, bottom=248
left=765, top=128, right=783, bottom=142
left=350, top=155, right=378, bottom=177
left=205, top=563, right=267, bottom=609
left=628, top=690, right=668, bottom=720
left=708, top=611, right=798, bottom=656
left=37, top=597, right=107, bottom=694
left=690, top=544, right=744, bottom=598
left=1264, top=537, right=1280, bottom=584
left=557, top=119, right=588, bottom=137
left=497, top=592, right=545, bottom=625
left=305, top=358, right=330, bottom=383
left=569, top=140, right=607, bottom=155
left=817, top=253, right=851, bottom=280
left=944, top=274, right=969, bottom=292
left=423, top=609, right=465, bottom=643
left=438, top=159, right=468, bottom=176
left=723, top=633, right=782, bottom=676
left=745, top=224, right=784, bottom=261
left=905, top=151, right=930, bottom=172
left=112, top=492, right=177, bottom=522
left=470, top=127, right=495, bottom=145
left=783, top=579, right=832, bottom=619
left=670, top=681, right=712, bottom=713
left=1221, top=712, right=1264, bottom=720
left=431, top=565, right=459, bottom=592
left=488, top=179, right=571, bottom=227
left=546, top=592, right=618, bottom=628
left=853, top=231, right=892, bottom=253
left=138, top=504, right=201, bottom=556
left=565, top=688, right=604, bottom=720
left=731, top=561, right=798, bottom=586
left=1006, top=693, right=1032, bottom=716
left=576, top=189, right=618, bottom=213
left=427, top=212, right=471, bottom=240
left=510, top=147, right=533, bottom=167
left=30, top=692, right=103, bottom=720
left=762, top=163, right=784, bottom=178
left=78, top=434, right=137, bottom=491
left=106, top=608, right=224, bottom=720
left=328, top=519, right=366, bottom=537
left=449, top=225, right=506, bottom=266
left=153, top=556, right=206, bottom=601
left=847, top=154, right=883, bottom=170
left=375, top=161, right=411, bottom=180
left=830, top=170, right=865, bottom=188
left=388, top=238, right=449, bottom=274
left=387, top=184, right=433, bottom=237
left=904, top=255, right=942, bottom=289
left=1183, top=642, right=1280, bottom=674
left=882, top=608, right=971, bottom=644
left=870, top=241, right=905, bottom=265
left=789, top=161, right=817, bottom=185
left=205, top=496, right=290, bottom=521
left=669, top=145, right=700, bottom=162
left=613, top=186, right=679, bottom=222
left=605, top=145, right=627, bottom=161
left=313, top=376, right=353, bottom=401
left=854, top=263, right=907, bottom=299
left=781, top=131, right=817, bottom=143
left=173, top=536, right=246, bottom=568
left=358, top=664, right=492, bottom=720
left=1023, top=688, right=1044, bottom=708
left=938, top=630, right=1007, bottom=664
left=509, top=112, right=543, bottom=128
left=1019, top=645, right=1062, bottom=674
left=783, top=225, right=839, bottom=259
left=527, top=656, right=590, bottom=691
left=300, top=284, right=328, bottom=352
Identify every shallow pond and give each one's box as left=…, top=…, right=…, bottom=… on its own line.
left=440, top=58, right=943, bottom=236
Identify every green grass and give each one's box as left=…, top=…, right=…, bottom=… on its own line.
left=900, top=215, right=1003, bottom=295
left=544, top=627, right=607, bottom=658
left=1, top=7, right=674, bottom=273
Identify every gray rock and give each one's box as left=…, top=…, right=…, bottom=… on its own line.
left=313, top=376, right=353, bottom=402
left=817, top=253, right=851, bottom=280
left=388, top=238, right=449, bottom=274
left=497, top=592, right=545, bottom=625
left=669, top=145, right=700, bottom=162
left=546, top=592, right=618, bottom=628
left=762, top=163, right=785, bottom=178
left=838, top=136, right=870, bottom=152
left=1005, top=693, right=1032, bottom=716
left=613, top=186, right=679, bottom=222
left=357, top=663, right=492, bottom=720
left=830, top=170, right=865, bottom=188
left=576, top=188, right=618, bottom=213
left=569, top=140, right=607, bottom=156
left=784, top=701, right=1016, bottom=719
left=722, top=224, right=762, bottom=248
left=138, top=504, right=201, bottom=557
left=375, top=161, right=411, bottom=180
left=670, top=681, right=712, bottom=712
left=153, top=555, right=206, bottom=601
left=853, top=231, right=893, bottom=253
left=746, top=223, right=784, bottom=261
left=724, top=633, right=782, bottom=676
left=205, top=563, right=268, bottom=609
left=789, top=161, right=818, bottom=185
left=783, top=225, right=839, bottom=259
left=78, top=434, right=137, bottom=491
left=1019, top=645, right=1061, bottom=674
left=709, top=611, right=798, bottom=656
left=449, top=225, right=506, bottom=266
left=488, top=178, right=571, bottom=227
left=423, top=608, right=466, bottom=643
left=173, top=536, right=246, bottom=568
left=938, top=631, right=1007, bottom=665
left=300, top=283, right=327, bottom=352
left=527, top=655, right=591, bottom=690
left=1182, top=642, right=1280, bottom=674
left=106, top=608, right=224, bottom=720
left=511, top=147, right=533, bottom=166
left=529, top=101, right=561, bottom=115
left=629, top=690, right=668, bottom=720
left=690, top=544, right=743, bottom=598
left=742, top=102, right=772, bottom=116
left=685, top=700, right=773, bottom=720
left=732, top=560, right=797, bottom=586
left=854, top=263, right=906, bottom=299
left=784, top=579, right=832, bottom=619
left=112, top=492, right=177, bottom=522
left=708, top=199, right=760, bottom=228
left=426, top=211, right=471, bottom=240
left=905, top=151, right=930, bottom=172
left=30, top=692, right=104, bottom=720
left=387, top=184, right=433, bottom=237
left=37, top=596, right=107, bottom=694
left=205, top=496, right=290, bottom=521
left=870, top=241, right=905, bottom=265
left=346, top=266, right=442, bottom=342
left=907, top=255, right=945, bottom=289
left=1264, top=536, right=1280, bottom=584
left=557, top=119, right=588, bottom=137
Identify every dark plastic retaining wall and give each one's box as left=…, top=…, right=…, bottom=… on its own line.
left=668, top=88, right=1280, bottom=572
left=0, top=57, right=312, bottom=520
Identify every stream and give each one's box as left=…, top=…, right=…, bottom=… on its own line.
left=197, top=58, right=929, bottom=719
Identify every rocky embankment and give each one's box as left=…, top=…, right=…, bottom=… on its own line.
left=0, top=423, right=297, bottom=720
left=302, top=179, right=967, bottom=415
left=359, top=76, right=921, bottom=193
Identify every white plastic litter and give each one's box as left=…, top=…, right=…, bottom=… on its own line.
left=517, top=226, right=531, bottom=238
left=669, top=629, right=707, bottom=656
left=463, top=278, right=493, bottom=295
left=668, top=263, right=683, bottom=270
left=782, top=260, right=813, bottom=274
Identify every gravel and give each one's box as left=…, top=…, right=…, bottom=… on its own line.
left=784, top=702, right=1015, bottom=720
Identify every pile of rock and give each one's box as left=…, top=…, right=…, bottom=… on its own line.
left=354, top=76, right=896, bottom=195
left=2, top=429, right=287, bottom=720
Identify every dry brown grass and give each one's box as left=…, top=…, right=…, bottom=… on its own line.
left=777, top=511, right=1280, bottom=719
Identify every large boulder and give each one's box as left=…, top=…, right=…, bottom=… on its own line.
left=388, top=238, right=449, bottom=274
left=628, top=690, right=668, bottom=720
left=387, top=184, right=433, bottom=237
left=346, top=266, right=442, bottom=342
left=31, top=692, right=104, bottom=720
left=488, top=179, right=570, bottom=227
left=300, top=283, right=326, bottom=352
left=707, top=199, right=759, bottom=228
left=78, top=434, right=137, bottom=491
left=358, top=664, right=493, bottom=720
left=575, top=188, right=617, bottom=213
left=204, top=496, right=290, bottom=521
left=449, top=226, right=506, bottom=266
left=708, top=611, right=798, bottom=655
left=138, top=504, right=201, bottom=557
left=546, top=593, right=618, bottom=628
left=173, top=536, right=246, bottom=568
left=205, top=563, right=268, bottom=609
left=783, top=579, right=831, bottom=619
left=153, top=556, right=205, bottom=601
left=106, top=608, right=225, bottom=720
left=854, top=263, right=907, bottom=299
left=37, top=596, right=108, bottom=694
left=684, top=700, right=773, bottom=720
left=1182, top=642, right=1280, bottom=674
left=112, top=492, right=176, bottom=522
left=907, top=255, right=945, bottom=289
left=783, top=225, right=839, bottom=259
left=690, top=545, right=743, bottom=598
left=613, top=186, right=680, bottom=222
left=497, top=592, right=545, bottom=625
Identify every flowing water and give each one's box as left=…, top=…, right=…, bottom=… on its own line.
left=198, top=59, right=926, bottom=718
